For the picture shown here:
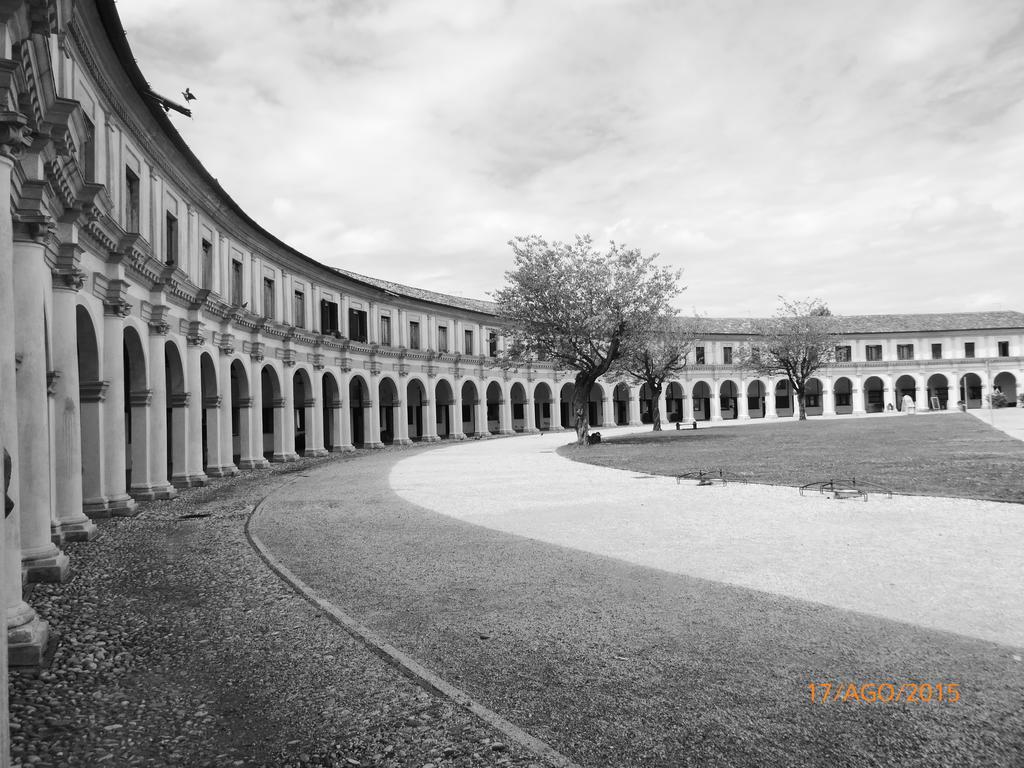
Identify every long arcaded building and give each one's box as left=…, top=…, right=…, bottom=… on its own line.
left=0, top=1, right=1022, bottom=764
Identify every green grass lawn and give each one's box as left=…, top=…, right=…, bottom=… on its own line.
left=560, top=413, right=1024, bottom=503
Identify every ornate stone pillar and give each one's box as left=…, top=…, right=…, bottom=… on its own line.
left=366, top=388, right=383, bottom=449
left=79, top=381, right=109, bottom=511
left=127, top=388, right=155, bottom=497
left=145, top=314, right=176, bottom=498
left=275, top=366, right=298, bottom=460
left=102, top=295, right=137, bottom=514
left=184, top=335, right=209, bottom=482
left=210, top=344, right=238, bottom=475
left=12, top=230, right=68, bottom=581
left=393, top=381, right=411, bottom=445
left=305, top=371, right=327, bottom=456
left=421, top=396, right=440, bottom=441
left=0, top=114, right=49, bottom=666
left=50, top=251, right=100, bottom=539
left=168, top=391, right=193, bottom=486
left=627, top=385, right=642, bottom=426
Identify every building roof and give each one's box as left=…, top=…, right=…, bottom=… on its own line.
left=333, top=268, right=496, bottom=315
left=693, top=311, right=1024, bottom=336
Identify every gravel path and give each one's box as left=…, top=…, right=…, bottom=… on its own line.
left=254, top=441, right=1024, bottom=768
left=10, top=454, right=542, bottom=768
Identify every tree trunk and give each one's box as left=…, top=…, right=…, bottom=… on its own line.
left=796, top=389, right=807, bottom=420
left=572, top=372, right=596, bottom=446
left=650, top=382, right=662, bottom=431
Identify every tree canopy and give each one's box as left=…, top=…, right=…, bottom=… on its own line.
left=493, top=234, right=683, bottom=443
left=734, top=297, right=838, bottom=420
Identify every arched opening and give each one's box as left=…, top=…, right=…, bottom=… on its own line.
left=261, top=366, right=282, bottom=459
left=692, top=381, right=711, bottom=421
left=230, top=359, right=250, bottom=463
left=292, top=369, right=314, bottom=454
left=200, top=352, right=219, bottom=468
left=509, top=382, right=528, bottom=432
left=804, top=378, right=823, bottom=416
left=863, top=376, right=885, bottom=413
left=746, top=380, right=766, bottom=418
left=719, top=380, right=739, bottom=420
left=461, top=380, right=479, bottom=436
left=76, top=306, right=105, bottom=508
left=378, top=377, right=400, bottom=444
left=639, top=383, right=655, bottom=424
left=774, top=379, right=793, bottom=417
left=959, top=373, right=983, bottom=409
left=486, top=381, right=503, bottom=434
left=665, top=381, right=684, bottom=423
left=993, top=372, right=1018, bottom=406
left=559, top=383, right=574, bottom=428
left=322, top=372, right=341, bottom=450
left=588, top=382, right=605, bottom=427
left=123, top=326, right=148, bottom=493
left=533, top=382, right=553, bottom=431
left=613, top=382, right=631, bottom=425
left=926, top=373, right=948, bottom=411
left=435, top=379, right=454, bottom=438
left=894, top=375, right=917, bottom=411
left=833, top=377, right=853, bottom=415
left=349, top=375, right=371, bottom=447
left=407, top=378, right=428, bottom=441
left=165, top=341, right=188, bottom=482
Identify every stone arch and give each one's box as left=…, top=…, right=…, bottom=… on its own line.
left=833, top=376, right=853, bottom=415
left=509, top=381, right=528, bottom=432
left=322, top=371, right=341, bottom=451
left=533, top=381, right=553, bottom=431
left=261, top=364, right=282, bottom=459
left=460, top=380, right=479, bottom=437
left=588, top=382, right=605, bottom=427
left=292, top=367, right=315, bottom=454
left=435, top=378, right=455, bottom=439
left=230, top=359, right=251, bottom=463
left=691, top=380, right=712, bottom=421
left=485, top=380, right=504, bottom=434
left=200, top=351, right=220, bottom=467
left=959, top=372, right=984, bottom=409
left=863, top=375, right=885, bottom=413
left=665, top=381, right=684, bottom=423
left=123, top=324, right=149, bottom=493
left=719, top=379, right=740, bottom=420
left=925, top=373, right=949, bottom=411
left=774, top=378, right=794, bottom=417
left=894, top=374, right=918, bottom=411
left=804, top=377, right=824, bottom=416
left=407, top=376, right=429, bottom=441
left=165, top=340, right=189, bottom=482
left=349, top=374, right=371, bottom=447
left=613, top=381, right=631, bottom=425
left=746, top=379, right=767, bottom=418
left=378, top=375, right=400, bottom=445
left=993, top=371, right=1017, bottom=405
left=75, top=306, right=104, bottom=509
left=558, top=382, right=574, bottom=428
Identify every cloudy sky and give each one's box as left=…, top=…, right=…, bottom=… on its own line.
left=117, top=0, right=1024, bottom=316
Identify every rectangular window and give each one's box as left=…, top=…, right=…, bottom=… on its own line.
left=931, top=343, right=942, bottom=360
left=723, top=346, right=733, bottom=365
left=998, top=341, right=1010, bottom=357
left=320, top=300, right=339, bottom=334
left=964, top=342, right=975, bottom=358
left=835, top=345, right=851, bottom=362
left=409, top=321, right=420, bottom=350
left=262, top=277, right=275, bottom=318
left=165, top=212, right=178, bottom=265
left=464, top=329, right=474, bottom=355
left=293, top=290, right=305, bottom=328
left=125, top=167, right=140, bottom=232
left=201, top=239, right=213, bottom=288
left=438, top=326, right=448, bottom=353
left=488, top=330, right=498, bottom=357
left=231, top=260, right=243, bottom=306
left=348, top=308, right=368, bottom=342
left=897, top=344, right=914, bottom=361
left=380, top=316, right=392, bottom=346
left=695, top=346, right=705, bottom=365
left=865, top=344, right=882, bottom=362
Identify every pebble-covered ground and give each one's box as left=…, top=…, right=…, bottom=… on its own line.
left=9, top=452, right=543, bottom=768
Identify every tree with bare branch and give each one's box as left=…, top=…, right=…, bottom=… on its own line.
left=734, top=298, right=838, bottom=420
left=493, top=234, right=683, bottom=445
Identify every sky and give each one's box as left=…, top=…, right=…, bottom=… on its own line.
left=116, top=0, right=1024, bottom=317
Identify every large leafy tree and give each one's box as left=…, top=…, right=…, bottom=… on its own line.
left=614, top=315, right=699, bottom=430
left=734, top=297, right=838, bottom=420
left=494, top=234, right=682, bottom=445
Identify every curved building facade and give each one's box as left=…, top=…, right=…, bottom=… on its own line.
left=0, top=1, right=1022, bottom=763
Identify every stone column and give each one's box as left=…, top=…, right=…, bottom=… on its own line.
left=851, top=375, right=866, bottom=415
left=0, top=120, right=49, bottom=667
left=420, top=395, right=439, bottom=441
left=524, top=395, right=538, bottom=433
left=127, top=388, right=155, bottom=497
left=276, top=368, right=298, bottom=460
left=452, top=383, right=466, bottom=439
left=393, top=382, right=411, bottom=445
left=657, top=389, right=669, bottom=426
left=475, top=394, right=489, bottom=436
left=209, top=347, right=239, bottom=475
left=50, top=256, right=100, bottom=539
left=765, top=380, right=778, bottom=418
left=168, top=392, right=193, bottom=486
left=102, top=303, right=137, bottom=514
left=500, top=390, right=515, bottom=435
left=145, top=318, right=176, bottom=498
left=915, top=379, right=928, bottom=411
left=79, top=381, right=110, bottom=510
left=366, top=389, right=383, bottom=448
left=737, top=383, right=750, bottom=420
left=184, top=337, right=209, bottom=483
left=240, top=356, right=269, bottom=468
left=627, top=385, right=642, bottom=426
left=680, top=392, right=692, bottom=423
left=12, top=233, right=68, bottom=581
left=883, top=374, right=896, bottom=412
left=710, top=383, right=723, bottom=422
left=822, top=376, right=836, bottom=416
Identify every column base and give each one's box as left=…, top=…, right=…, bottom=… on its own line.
left=237, top=457, right=271, bottom=470
left=270, top=453, right=300, bottom=463
left=366, top=442, right=386, bottom=450
left=83, top=495, right=111, bottom=517
left=498, top=429, right=515, bottom=436
left=150, top=483, right=178, bottom=499
left=22, top=548, right=70, bottom=584
left=421, top=435, right=442, bottom=443
left=8, top=612, right=50, bottom=668
left=108, top=495, right=139, bottom=516
left=330, top=445, right=355, bottom=453
left=302, top=449, right=330, bottom=458
left=171, top=473, right=209, bottom=489
left=452, top=432, right=467, bottom=440
left=523, top=427, right=541, bottom=434
left=205, top=464, right=240, bottom=477
left=55, top=518, right=99, bottom=542
left=393, top=438, right=413, bottom=446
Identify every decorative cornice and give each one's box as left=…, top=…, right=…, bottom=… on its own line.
left=102, top=278, right=132, bottom=317
left=169, top=392, right=191, bottom=408
left=79, top=380, right=110, bottom=403
left=0, top=110, right=32, bottom=159
left=128, top=389, right=153, bottom=407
